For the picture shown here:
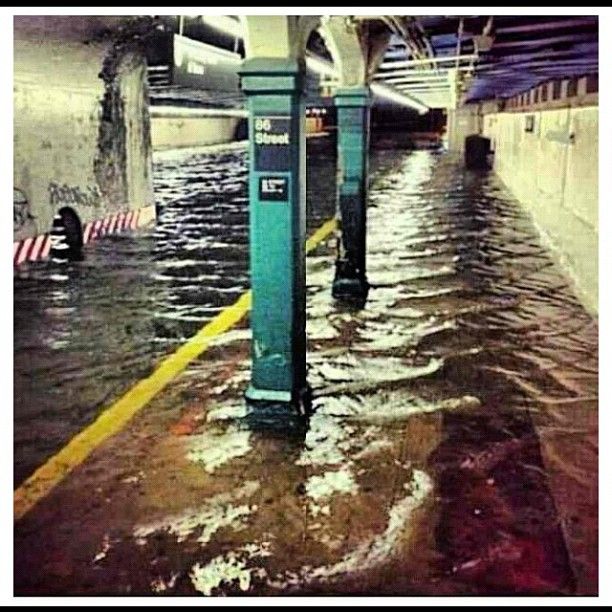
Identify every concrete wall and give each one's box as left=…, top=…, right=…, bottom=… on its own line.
left=446, top=101, right=499, bottom=155
left=150, top=111, right=242, bottom=150
left=13, top=16, right=154, bottom=242
left=482, top=105, right=598, bottom=313
left=446, top=105, right=481, bottom=155
left=149, top=111, right=328, bottom=151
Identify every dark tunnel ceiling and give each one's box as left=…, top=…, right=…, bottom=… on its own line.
left=382, top=15, right=598, bottom=102
left=155, top=15, right=598, bottom=106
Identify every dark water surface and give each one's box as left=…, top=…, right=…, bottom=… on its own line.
left=13, top=139, right=336, bottom=486
left=13, top=141, right=597, bottom=595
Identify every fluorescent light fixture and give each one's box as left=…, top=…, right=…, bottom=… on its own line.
left=305, top=54, right=338, bottom=79
left=150, top=105, right=249, bottom=118
left=370, top=82, right=429, bottom=114
left=191, top=15, right=429, bottom=113
left=174, top=34, right=242, bottom=68
left=375, top=67, right=473, bottom=78
left=304, top=53, right=428, bottom=113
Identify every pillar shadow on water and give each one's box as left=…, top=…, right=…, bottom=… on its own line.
left=330, top=277, right=369, bottom=311
left=331, top=268, right=369, bottom=310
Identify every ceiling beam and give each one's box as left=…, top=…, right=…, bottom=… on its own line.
left=396, top=86, right=451, bottom=92
left=494, top=17, right=597, bottom=35
left=374, top=67, right=472, bottom=78
left=379, top=53, right=477, bottom=69
left=481, top=42, right=597, bottom=61
left=492, top=32, right=595, bottom=50
left=454, top=17, right=464, bottom=70
left=480, top=64, right=598, bottom=76
left=478, top=58, right=598, bottom=70
left=376, top=74, right=453, bottom=83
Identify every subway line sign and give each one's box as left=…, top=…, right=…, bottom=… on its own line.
left=259, top=176, right=288, bottom=202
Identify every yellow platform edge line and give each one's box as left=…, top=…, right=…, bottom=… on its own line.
left=14, top=217, right=337, bottom=521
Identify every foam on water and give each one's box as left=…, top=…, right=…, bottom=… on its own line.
left=304, top=467, right=359, bottom=501
left=133, top=481, right=260, bottom=545
left=186, top=427, right=252, bottom=473
left=190, top=542, right=271, bottom=596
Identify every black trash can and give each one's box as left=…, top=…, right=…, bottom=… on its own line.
left=465, top=134, right=491, bottom=169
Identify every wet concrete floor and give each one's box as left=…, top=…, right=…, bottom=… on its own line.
left=14, top=144, right=597, bottom=596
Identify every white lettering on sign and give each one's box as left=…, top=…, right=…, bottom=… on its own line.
left=255, top=118, right=271, bottom=131
left=255, top=132, right=290, bottom=145
left=254, top=117, right=290, bottom=146
left=262, top=178, right=284, bottom=193
left=254, top=116, right=291, bottom=172
left=259, top=175, right=288, bottom=200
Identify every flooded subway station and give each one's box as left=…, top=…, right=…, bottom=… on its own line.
left=13, top=14, right=598, bottom=598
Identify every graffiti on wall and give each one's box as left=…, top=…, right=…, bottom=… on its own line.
left=48, top=182, right=102, bottom=208
left=14, top=188, right=35, bottom=231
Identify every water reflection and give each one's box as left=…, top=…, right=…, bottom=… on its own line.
left=147, top=149, right=596, bottom=595
left=14, top=144, right=597, bottom=596
left=13, top=139, right=338, bottom=486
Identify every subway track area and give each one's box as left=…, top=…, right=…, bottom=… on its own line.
left=14, top=141, right=597, bottom=596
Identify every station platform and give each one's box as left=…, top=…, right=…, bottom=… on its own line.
left=14, top=152, right=597, bottom=597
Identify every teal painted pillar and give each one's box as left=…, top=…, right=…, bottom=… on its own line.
left=332, top=87, right=372, bottom=303
left=240, top=58, right=309, bottom=413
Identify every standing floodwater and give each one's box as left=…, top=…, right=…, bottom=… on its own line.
left=13, top=139, right=336, bottom=487
left=14, top=145, right=597, bottom=596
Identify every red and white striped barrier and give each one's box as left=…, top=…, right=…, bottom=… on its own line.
left=14, top=206, right=155, bottom=267
left=82, top=208, right=141, bottom=245
left=13, top=234, right=52, bottom=266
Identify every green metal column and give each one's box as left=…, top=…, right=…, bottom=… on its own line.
left=240, top=58, right=309, bottom=413
left=332, top=87, right=372, bottom=303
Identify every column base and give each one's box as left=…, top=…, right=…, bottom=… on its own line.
left=332, top=260, right=370, bottom=304
left=245, top=384, right=312, bottom=417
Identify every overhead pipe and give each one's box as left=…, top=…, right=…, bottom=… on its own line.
left=379, top=54, right=478, bottom=70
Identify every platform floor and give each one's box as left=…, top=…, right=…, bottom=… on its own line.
left=14, top=151, right=597, bottom=596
